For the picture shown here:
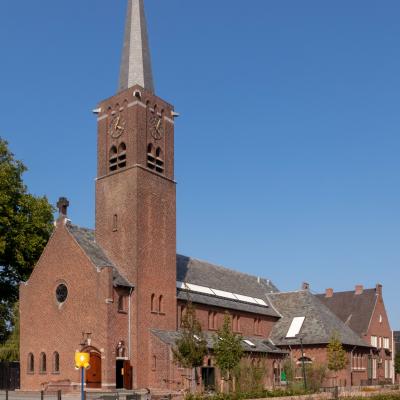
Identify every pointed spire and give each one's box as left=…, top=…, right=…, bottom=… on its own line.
left=118, top=0, right=155, bottom=93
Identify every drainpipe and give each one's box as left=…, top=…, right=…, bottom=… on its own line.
left=128, top=287, right=133, bottom=360
left=350, top=346, right=357, bottom=387
left=392, top=330, right=395, bottom=384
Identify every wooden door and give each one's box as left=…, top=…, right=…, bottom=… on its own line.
left=86, top=353, right=102, bottom=389
left=123, top=361, right=132, bottom=390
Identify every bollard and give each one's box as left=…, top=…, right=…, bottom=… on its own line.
left=334, top=386, right=339, bottom=400
left=57, top=390, right=62, bottom=400
left=5, top=389, right=8, bottom=400
left=41, top=390, right=44, bottom=400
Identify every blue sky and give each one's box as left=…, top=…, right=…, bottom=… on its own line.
left=1, top=1, right=399, bottom=328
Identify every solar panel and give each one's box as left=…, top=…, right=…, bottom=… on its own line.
left=211, top=288, right=237, bottom=300
left=185, top=283, right=214, bottom=295
left=234, top=293, right=259, bottom=304
left=176, top=281, right=187, bottom=289
left=254, top=298, right=268, bottom=306
left=286, top=316, right=305, bottom=338
left=243, top=339, right=256, bottom=348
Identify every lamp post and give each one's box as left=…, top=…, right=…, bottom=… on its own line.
left=298, top=337, right=307, bottom=391
left=75, top=352, right=90, bottom=400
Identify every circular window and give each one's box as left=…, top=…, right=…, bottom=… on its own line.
left=56, top=284, right=68, bottom=303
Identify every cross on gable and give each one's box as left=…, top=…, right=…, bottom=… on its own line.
left=57, top=197, right=70, bottom=216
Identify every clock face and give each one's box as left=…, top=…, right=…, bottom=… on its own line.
left=109, top=113, right=126, bottom=139
left=149, top=114, right=164, bottom=140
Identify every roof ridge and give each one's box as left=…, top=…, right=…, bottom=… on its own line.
left=177, top=254, right=274, bottom=286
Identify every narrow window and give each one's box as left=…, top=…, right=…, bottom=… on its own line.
left=40, top=352, right=47, bottom=373
left=28, top=353, right=34, bottom=373
left=109, top=146, right=118, bottom=171
left=213, top=312, right=218, bottom=329
left=152, top=355, right=157, bottom=371
left=53, top=352, right=60, bottom=373
left=159, top=295, right=164, bottom=314
left=180, top=305, right=186, bottom=326
left=151, top=294, right=156, bottom=312
left=147, top=144, right=155, bottom=169
left=118, top=295, right=126, bottom=312
left=113, top=214, right=118, bottom=232
left=155, top=147, right=164, bottom=173
left=118, top=143, right=127, bottom=169
left=208, top=311, right=214, bottom=330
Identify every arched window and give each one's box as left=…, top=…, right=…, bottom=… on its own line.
left=40, top=352, right=47, bottom=373
left=151, top=294, right=156, bottom=312
left=118, top=143, right=127, bottom=169
left=155, top=147, right=164, bottom=173
left=147, top=144, right=155, bottom=169
left=109, top=146, right=118, bottom=171
left=53, top=352, right=60, bottom=373
left=28, top=353, right=34, bottom=373
left=159, top=295, right=164, bottom=314
left=297, top=356, right=312, bottom=365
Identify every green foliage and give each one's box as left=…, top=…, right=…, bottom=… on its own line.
left=305, top=363, right=327, bottom=392
left=235, top=360, right=267, bottom=394
left=0, top=138, right=54, bottom=343
left=395, top=353, right=400, bottom=375
left=213, top=313, right=243, bottom=383
left=0, top=302, right=19, bottom=361
left=327, top=333, right=347, bottom=372
left=173, top=301, right=208, bottom=369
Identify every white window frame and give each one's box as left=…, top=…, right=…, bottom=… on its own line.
left=371, top=335, right=378, bottom=347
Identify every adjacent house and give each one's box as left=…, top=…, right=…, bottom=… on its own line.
left=316, top=284, right=394, bottom=384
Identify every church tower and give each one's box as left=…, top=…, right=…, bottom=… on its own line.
left=95, top=0, right=177, bottom=387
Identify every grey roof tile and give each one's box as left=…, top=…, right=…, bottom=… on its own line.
left=267, top=291, right=370, bottom=348
left=151, top=329, right=287, bottom=355
left=177, top=290, right=279, bottom=317
left=316, top=289, right=377, bottom=337
left=66, top=223, right=133, bottom=288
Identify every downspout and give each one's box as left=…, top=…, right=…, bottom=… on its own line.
left=350, top=346, right=357, bottom=386
left=128, top=287, right=133, bottom=360
left=392, top=330, right=395, bottom=384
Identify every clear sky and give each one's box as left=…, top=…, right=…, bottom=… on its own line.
left=1, top=1, right=399, bottom=328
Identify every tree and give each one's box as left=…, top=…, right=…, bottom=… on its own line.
left=173, top=301, right=208, bottom=392
left=0, top=302, right=19, bottom=361
left=0, top=138, right=54, bottom=343
left=395, top=353, right=400, bottom=375
left=213, top=313, right=244, bottom=392
left=327, top=334, right=347, bottom=377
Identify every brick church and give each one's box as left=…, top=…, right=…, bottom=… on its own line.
left=19, top=0, right=394, bottom=393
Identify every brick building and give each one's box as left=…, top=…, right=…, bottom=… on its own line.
left=316, top=285, right=395, bottom=384
left=18, top=0, right=394, bottom=394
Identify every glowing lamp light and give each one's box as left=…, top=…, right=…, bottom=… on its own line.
left=75, top=352, right=90, bottom=369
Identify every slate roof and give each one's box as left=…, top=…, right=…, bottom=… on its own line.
left=176, top=255, right=280, bottom=316
left=177, top=291, right=279, bottom=317
left=66, top=223, right=133, bottom=288
left=267, top=290, right=370, bottom=348
left=151, top=329, right=287, bottom=355
left=315, top=289, right=377, bottom=336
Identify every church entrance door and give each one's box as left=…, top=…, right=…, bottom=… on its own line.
left=86, top=352, right=102, bottom=389
left=116, top=360, right=132, bottom=390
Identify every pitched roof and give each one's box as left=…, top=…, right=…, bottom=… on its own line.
left=151, top=329, right=287, bottom=355
left=315, top=289, right=377, bottom=336
left=66, top=223, right=133, bottom=288
left=176, top=255, right=280, bottom=317
left=267, top=291, right=370, bottom=348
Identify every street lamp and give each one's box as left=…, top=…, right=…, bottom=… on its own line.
left=75, top=352, right=90, bottom=400
left=298, top=336, right=307, bottom=391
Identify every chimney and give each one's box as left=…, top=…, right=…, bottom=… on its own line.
left=376, top=283, right=383, bottom=297
left=302, top=282, right=310, bottom=291
left=57, top=197, right=70, bottom=217
left=325, top=288, right=334, bottom=298
left=355, top=285, right=364, bottom=295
